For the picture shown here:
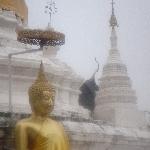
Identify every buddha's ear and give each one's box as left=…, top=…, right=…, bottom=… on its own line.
left=29, top=96, right=39, bottom=113
left=29, top=98, right=35, bottom=111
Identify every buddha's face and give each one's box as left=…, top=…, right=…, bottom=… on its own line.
left=32, top=91, right=54, bottom=116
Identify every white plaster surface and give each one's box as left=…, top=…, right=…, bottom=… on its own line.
left=0, top=10, right=150, bottom=150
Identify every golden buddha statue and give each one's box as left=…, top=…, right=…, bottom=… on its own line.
left=15, top=62, right=69, bottom=150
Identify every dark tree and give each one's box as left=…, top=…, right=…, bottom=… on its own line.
left=79, top=58, right=100, bottom=113
left=79, top=77, right=99, bottom=112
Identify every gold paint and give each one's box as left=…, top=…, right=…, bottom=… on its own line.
left=15, top=62, right=69, bottom=150
left=0, top=0, right=28, bottom=21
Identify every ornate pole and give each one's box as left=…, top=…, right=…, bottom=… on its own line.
left=8, top=55, right=12, bottom=115
left=45, top=0, right=57, bottom=28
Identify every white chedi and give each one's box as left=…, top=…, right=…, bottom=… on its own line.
left=0, top=9, right=90, bottom=120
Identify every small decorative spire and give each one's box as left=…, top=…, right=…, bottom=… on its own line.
left=109, top=0, right=118, bottom=28
left=45, top=0, right=58, bottom=28
left=37, top=61, right=46, bottom=81
left=109, top=0, right=118, bottom=49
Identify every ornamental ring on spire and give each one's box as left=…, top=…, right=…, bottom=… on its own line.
left=17, top=29, right=65, bottom=47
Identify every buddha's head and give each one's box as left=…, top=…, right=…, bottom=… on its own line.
left=28, top=62, right=55, bottom=116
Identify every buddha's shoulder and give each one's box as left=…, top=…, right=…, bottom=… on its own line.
left=15, top=118, right=33, bottom=127
left=49, top=119, right=65, bottom=129
left=49, top=118, right=60, bottom=125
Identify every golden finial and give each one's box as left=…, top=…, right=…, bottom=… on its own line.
left=36, top=61, right=47, bottom=83
left=109, top=0, right=118, bottom=28
left=28, top=61, right=55, bottom=103
left=45, top=0, right=58, bottom=28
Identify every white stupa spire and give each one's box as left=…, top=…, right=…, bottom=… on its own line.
left=94, top=1, right=147, bottom=129
left=107, top=0, right=121, bottom=63
left=109, top=0, right=118, bottom=29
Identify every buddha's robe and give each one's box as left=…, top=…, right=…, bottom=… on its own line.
left=15, top=117, right=69, bottom=150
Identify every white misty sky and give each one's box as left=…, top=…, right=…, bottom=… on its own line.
left=25, top=0, right=150, bottom=111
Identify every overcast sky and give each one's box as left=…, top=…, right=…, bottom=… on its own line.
left=25, top=0, right=150, bottom=111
